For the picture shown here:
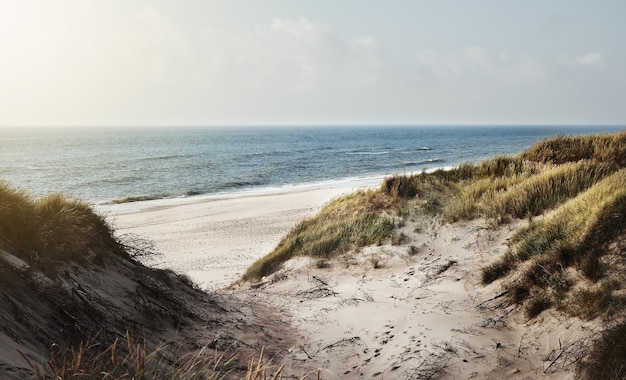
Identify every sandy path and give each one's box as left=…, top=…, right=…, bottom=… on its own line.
left=234, top=216, right=599, bottom=379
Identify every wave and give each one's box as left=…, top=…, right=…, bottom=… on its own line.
left=345, top=150, right=390, bottom=156
left=215, top=179, right=266, bottom=191
left=182, top=189, right=202, bottom=197
left=399, top=158, right=444, bottom=167
left=105, top=178, right=270, bottom=205
left=83, top=174, right=145, bottom=187
left=106, top=189, right=203, bottom=204
left=347, top=147, right=431, bottom=156
left=136, top=154, right=187, bottom=162
left=418, top=158, right=443, bottom=164
left=107, top=194, right=170, bottom=204
left=241, top=149, right=304, bottom=159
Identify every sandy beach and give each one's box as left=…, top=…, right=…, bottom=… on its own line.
left=108, top=185, right=599, bottom=379
left=109, top=185, right=363, bottom=289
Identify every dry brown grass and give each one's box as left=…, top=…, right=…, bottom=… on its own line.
left=577, top=320, right=626, bottom=379
left=22, top=332, right=296, bottom=380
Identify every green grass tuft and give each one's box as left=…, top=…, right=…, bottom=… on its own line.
left=519, top=131, right=626, bottom=165
left=242, top=190, right=395, bottom=281
left=444, top=160, right=617, bottom=224
left=0, top=182, right=124, bottom=270
left=480, top=169, right=626, bottom=318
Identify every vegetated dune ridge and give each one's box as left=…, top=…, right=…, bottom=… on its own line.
left=0, top=188, right=293, bottom=379
left=3, top=130, right=626, bottom=379
left=234, top=130, right=626, bottom=379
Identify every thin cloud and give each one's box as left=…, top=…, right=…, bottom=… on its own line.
left=0, top=2, right=623, bottom=126
left=576, top=53, right=603, bottom=67
left=558, top=52, right=605, bottom=69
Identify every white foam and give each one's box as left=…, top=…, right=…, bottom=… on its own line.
left=96, top=174, right=387, bottom=215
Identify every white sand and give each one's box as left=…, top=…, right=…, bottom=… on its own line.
left=107, top=186, right=599, bottom=379
left=238, top=217, right=598, bottom=379
left=109, top=186, right=361, bottom=289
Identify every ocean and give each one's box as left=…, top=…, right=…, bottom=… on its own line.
left=1, top=125, right=623, bottom=212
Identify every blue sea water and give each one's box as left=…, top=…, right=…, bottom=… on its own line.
left=0, top=125, right=623, bottom=208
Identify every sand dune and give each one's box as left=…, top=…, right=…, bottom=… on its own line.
left=111, top=188, right=598, bottom=379
left=236, top=216, right=597, bottom=379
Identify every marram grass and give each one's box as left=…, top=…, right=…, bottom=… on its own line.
left=244, top=131, right=626, bottom=285
left=378, top=132, right=626, bottom=378
left=479, top=168, right=626, bottom=320
left=519, top=130, right=626, bottom=165
left=444, top=159, right=617, bottom=223
left=24, top=331, right=291, bottom=380
left=242, top=189, right=395, bottom=282
left=0, top=182, right=122, bottom=268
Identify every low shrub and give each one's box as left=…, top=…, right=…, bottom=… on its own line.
left=524, top=289, right=552, bottom=319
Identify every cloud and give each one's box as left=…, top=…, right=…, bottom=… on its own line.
left=576, top=53, right=603, bottom=66
left=74, top=14, right=387, bottom=124
left=557, top=52, right=604, bottom=69
left=412, top=46, right=547, bottom=87
left=410, top=47, right=610, bottom=88
left=0, top=4, right=621, bottom=126
left=398, top=46, right=620, bottom=123
left=216, top=17, right=383, bottom=93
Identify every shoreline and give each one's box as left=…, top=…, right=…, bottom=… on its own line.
left=109, top=182, right=375, bottom=289
left=96, top=174, right=391, bottom=216
left=96, top=166, right=457, bottom=216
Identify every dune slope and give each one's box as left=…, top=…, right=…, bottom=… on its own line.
left=0, top=188, right=291, bottom=379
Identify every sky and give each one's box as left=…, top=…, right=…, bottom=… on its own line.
left=1, top=1, right=625, bottom=127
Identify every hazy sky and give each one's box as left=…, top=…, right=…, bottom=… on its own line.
left=1, top=1, right=625, bottom=127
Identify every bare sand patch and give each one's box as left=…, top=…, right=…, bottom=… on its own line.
left=110, top=187, right=358, bottom=289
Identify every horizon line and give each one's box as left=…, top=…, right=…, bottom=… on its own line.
left=1, top=123, right=625, bottom=129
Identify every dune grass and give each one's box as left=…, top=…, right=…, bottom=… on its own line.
left=418, top=132, right=626, bottom=320
left=0, top=184, right=291, bottom=379
left=519, top=131, right=626, bottom=165
left=380, top=132, right=626, bottom=376
left=242, top=189, right=395, bottom=282
left=0, top=182, right=123, bottom=269
left=480, top=169, right=626, bottom=317
left=243, top=131, right=626, bottom=286
left=445, top=160, right=617, bottom=224
left=578, top=321, right=626, bottom=380
left=23, top=331, right=290, bottom=380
